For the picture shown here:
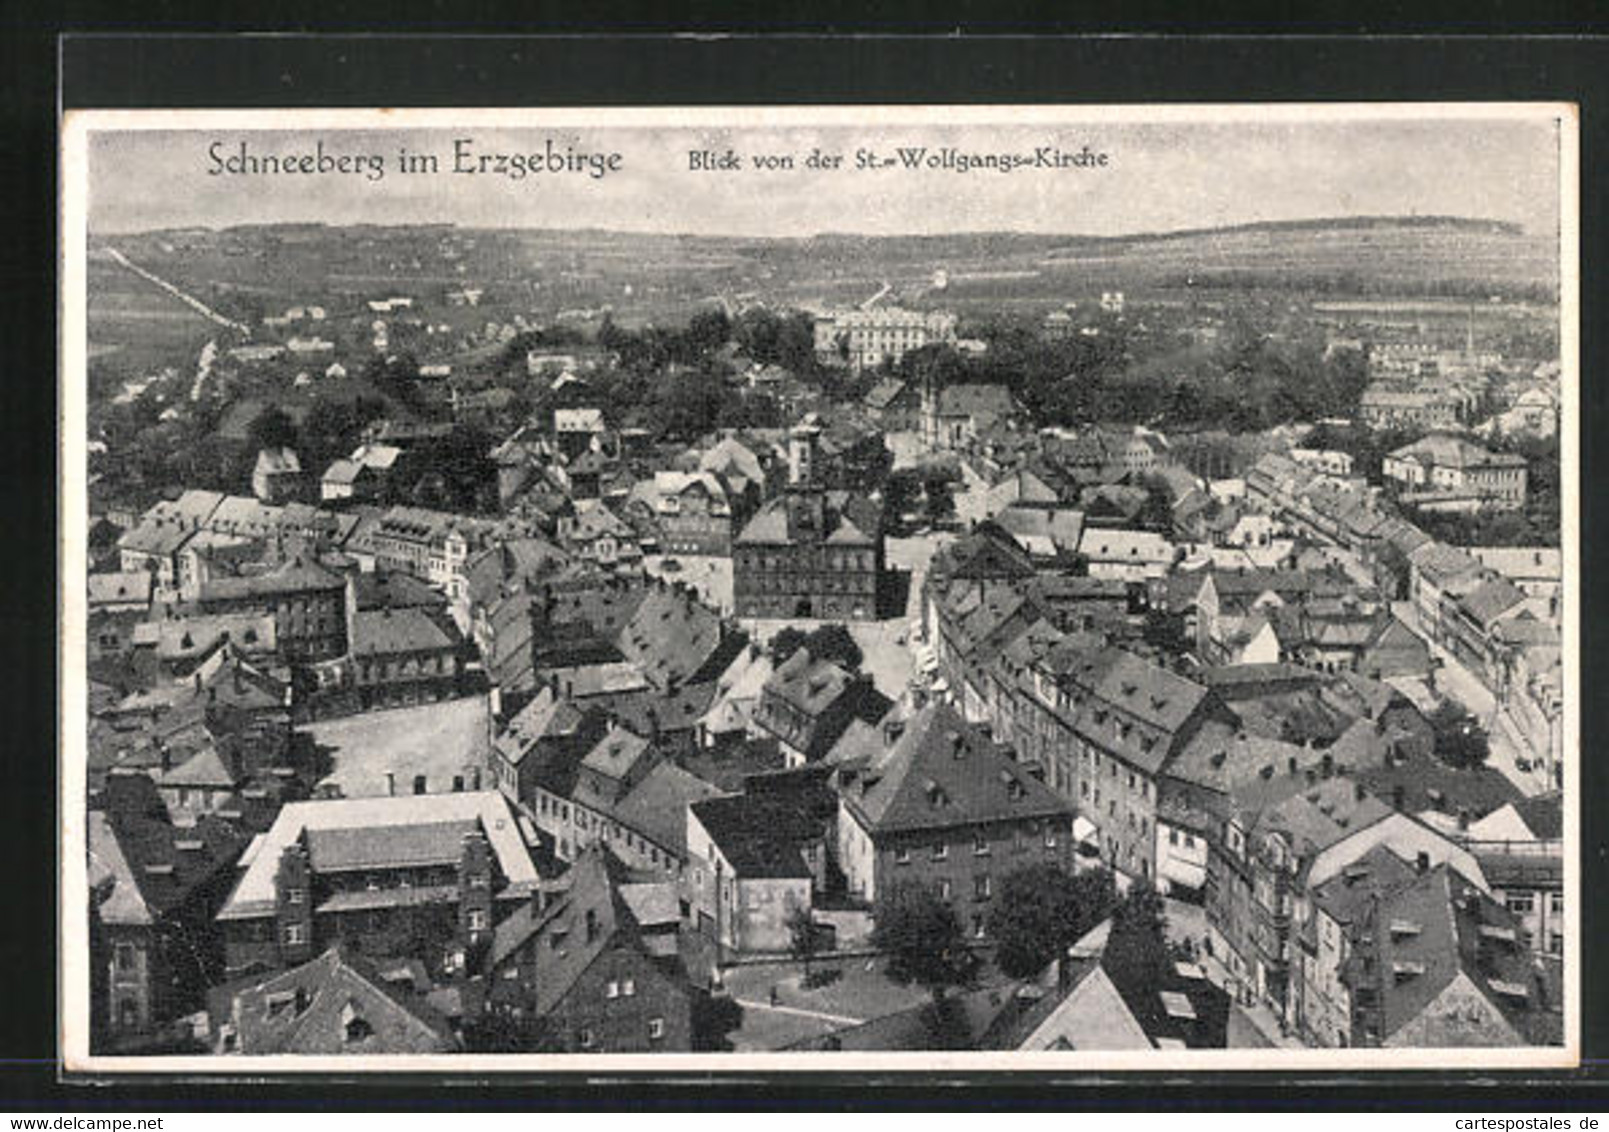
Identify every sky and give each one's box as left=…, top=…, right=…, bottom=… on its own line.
left=81, top=111, right=1566, bottom=240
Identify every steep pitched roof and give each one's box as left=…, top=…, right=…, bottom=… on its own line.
left=609, top=761, right=726, bottom=858
left=762, top=648, right=854, bottom=716
left=490, top=849, right=656, bottom=1015
left=614, top=585, right=729, bottom=692
left=843, top=701, right=1071, bottom=835
left=229, top=946, right=457, bottom=1055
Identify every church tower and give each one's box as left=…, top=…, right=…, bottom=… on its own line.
left=785, top=416, right=826, bottom=541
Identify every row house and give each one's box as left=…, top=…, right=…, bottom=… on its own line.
left=1358, top=386, right=1463, bottom=432
left=835, top=702, right=1075, bottom=940
left=485, top=848, right=693, bottom=1053
left=527, top=720, right=723, bottom=876
left=1336, top=863, right=1560, bottom=1047
left=1206, top=773, right=1488, bottom=1028
left=196, top=558, right=348, bottom=663
left=750, top=647, right=887, bottom=767
left=1383, top=433, right=1528, bottom=511
left=684, top=770, right=838, bottom=954
left=342, top=605, right=470, bottom=713
left=215, top=791, right=539, bottom=979
left=89, top=773, right=250, bottom=1047
left=1464, top=795, right=1565, bottom=958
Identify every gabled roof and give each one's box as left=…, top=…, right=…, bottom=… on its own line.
left=96, top=772, right=249, bottom=919
left=305, top=819, right=482, bottom=874
left=229, top=946, right=456, bottom=1055
left=691, top=786, right=832, bottom=879
left=863, top=377, right=911, bottom=411
left=1359, top=864, right=1559, bottom=1045
left=609, top=761, right=726, bottom=858
left=350, top=606, right=459, bottom=656
left=614, top=585, right=729, bottom=693
left=843, top=701, right=1071, bottom=835
left=493, top=687, right=591, bottom=767
left=1249, top=777, right=1394, bottom=858
left=88, top=571, right=153, bottom=607
left=159, top=743, right=240, bottom=791
left=219, top=792, right=536, bottom=920
left=1456, top=576, right=1529, bottom=629
left=762, top=648, right=854, bottom=716
left=489, top=849, right=655, bottom=1015
left=254, top=447, right=301, bottom=476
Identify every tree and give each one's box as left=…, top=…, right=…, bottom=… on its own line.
left=1101, top=883, right=1174, bottom=1013
left=461, top=1009, right=560, bottom=1053
left=768, top=626, right=811, bottom=665
left=247, top=405, right=298, bottom=453
left=871, top=882, right=972, bottom=1001
left=1429, top=699, right=1491, bottom=769
left=804, top=623, right=863, bottom=671
left=988, top=863, right=1119, bottom=979
left=787, top=902, right=819, bottom=979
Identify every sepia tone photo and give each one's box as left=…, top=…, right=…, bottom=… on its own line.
left=59, top=104, right=1578, bottom=1072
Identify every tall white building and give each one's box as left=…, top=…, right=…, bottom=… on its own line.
left=812, top=306, right=958, bottom=370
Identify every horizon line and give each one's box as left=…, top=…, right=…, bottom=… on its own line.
left=86, top=212, right=1535, bottom=244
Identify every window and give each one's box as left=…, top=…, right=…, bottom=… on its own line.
left=606, top=980, right=620, bottom=999
left=286, top=887, right=305, bottom=905
left=895, top=846, right=911, bottom=865
left=1550, top=892, right=1564, bottom=915
left=467, top=909, right=487, bottom=932
left=975, top=874, right=991, bottom=900
left=284, top=923, right=306, bottom=946
left=622, top=979, right=636, bottom=997
left=469, top=872, right=488, bottom=889
left=973, top=831, right=990, bottom=856
left=1506, top=893, right=1536, bottom=915
left=577, top=1028, right=595, bottom=1050
left=939, top=879, right=952, bottom=900
left=1550, top=932, right=1564, bottom=956
left=648, top=1017, right=665, bottom=1040
left=113, top=942, right=138, bottom=973
left=1044, top=827, right=1057, bottom=849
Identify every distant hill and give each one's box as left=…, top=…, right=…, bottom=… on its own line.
left=93, top=214, right=1558, bottom=327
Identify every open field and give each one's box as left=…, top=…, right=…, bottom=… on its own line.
left=90, top=216, right=1559, bottom=339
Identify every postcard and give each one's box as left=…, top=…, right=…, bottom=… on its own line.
left=60, top=103, right=1578, bottom=1073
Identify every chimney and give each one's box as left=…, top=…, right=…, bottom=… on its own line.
left=1392, top=784, right=1406, bottom=811
left=1457, top=808, right=1470, bottom=832
left=1321, top=753, right=1334, bottom=779
left=1416, top=851, right=1430, bottom=874
left=385, top=772, right=395, bottom=797
left=1288, top=756, right=1298, bottom=777
left=1354, top=780, right=1365, bottom=802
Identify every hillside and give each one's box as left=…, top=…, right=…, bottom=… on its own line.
left=90, top=215, right=1559, bottom=335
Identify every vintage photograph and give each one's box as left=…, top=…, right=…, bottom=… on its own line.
left=60, top=104, right=1577, bottom=1071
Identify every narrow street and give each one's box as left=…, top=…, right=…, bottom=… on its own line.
left=104, top=246, right=252, bottom=335
left=1389, top=601, right=1550, bottom=798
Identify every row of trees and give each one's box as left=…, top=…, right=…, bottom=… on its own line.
left=866, top=862, right=1162, bottom=997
